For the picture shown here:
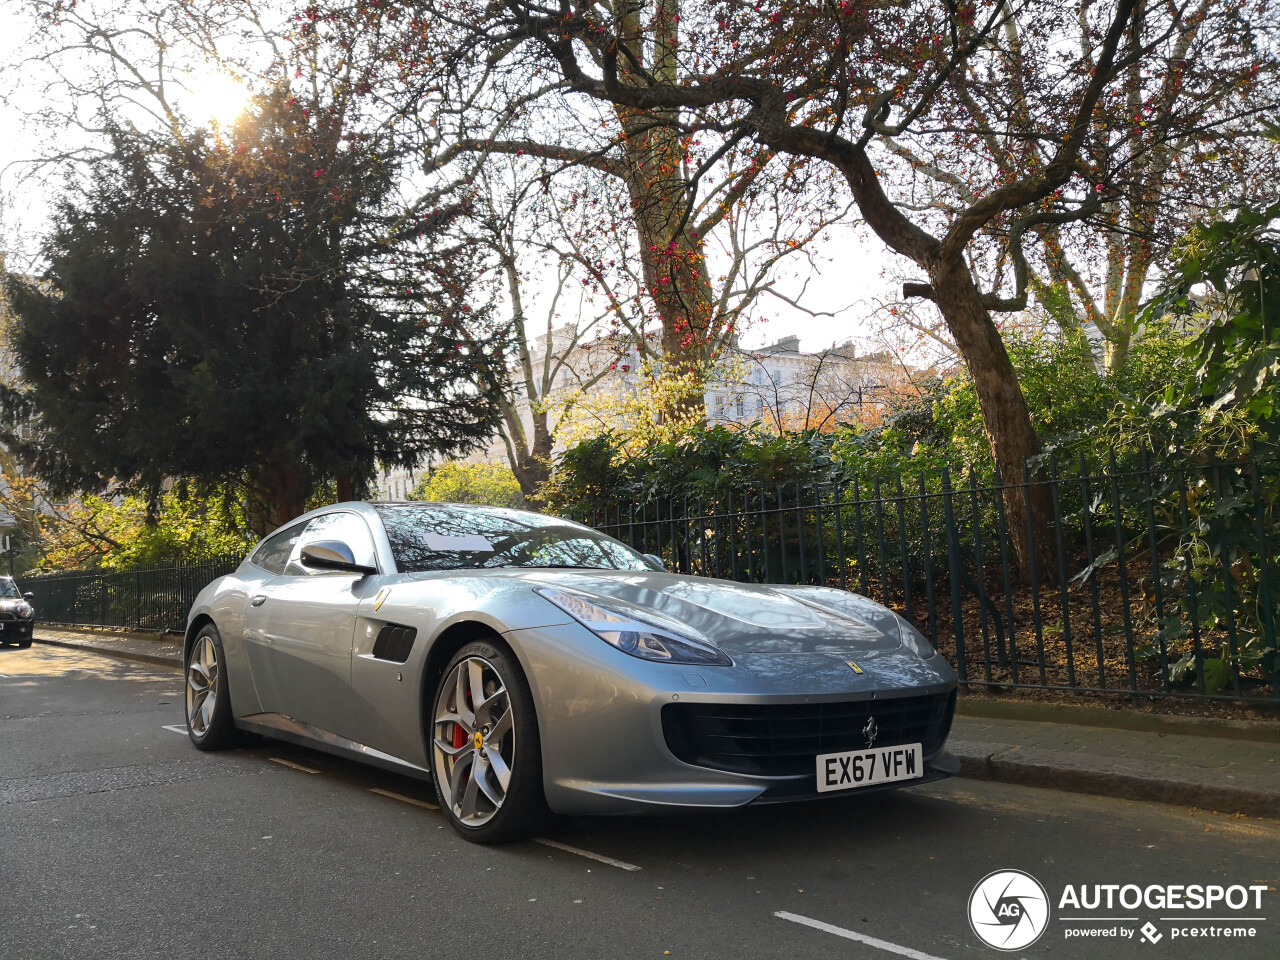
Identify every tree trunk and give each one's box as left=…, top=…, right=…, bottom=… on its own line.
left=615, top=105, right=716, bottom=419
left=507, top=411, right=553, bottom=501
left=612, top=2, right=715, bottom=420
left=336, top=473, right=355, bottom=503
left=1102, top=328, right=1132, bottom=375
left=930, top=256, right=1053, bottom=576
left=260, top=463, right=309, bottom=533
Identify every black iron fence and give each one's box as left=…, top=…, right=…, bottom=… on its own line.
left=17, top=452, right=1280, bottom=704
left=21, top=555, right=246, bottom=633
left=570, top=452, right=1280, bottom=704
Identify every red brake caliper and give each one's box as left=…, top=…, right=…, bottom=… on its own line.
left=451, top=682, right=472, bottom=749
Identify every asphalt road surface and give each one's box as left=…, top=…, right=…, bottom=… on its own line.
left=3, top=644, right=1277, bottom=960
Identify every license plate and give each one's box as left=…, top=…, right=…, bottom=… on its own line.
left=816, top=742, right=923, bottom=793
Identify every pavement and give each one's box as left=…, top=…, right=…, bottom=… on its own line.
left=28, top=625, right=1280, bottom=819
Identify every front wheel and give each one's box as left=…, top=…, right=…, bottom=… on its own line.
left=185, top=624, right=239, bottom=751
left=430, top=641, right=549, bottom=843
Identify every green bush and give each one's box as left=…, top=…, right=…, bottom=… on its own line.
left=411, top=461, right=525, bottom=508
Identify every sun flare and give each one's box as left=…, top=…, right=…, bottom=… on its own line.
left=181, top=68, right=250, bottom=128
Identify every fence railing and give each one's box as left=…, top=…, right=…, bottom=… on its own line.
left=571, top=452, right=1280, bottom=704
left=21, top=555, right=247, bottom=633
left=17, top=452, right=1280, bottom=704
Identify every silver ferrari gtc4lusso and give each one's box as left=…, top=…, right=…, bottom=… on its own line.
left=184, top=501, right=959, bottom=842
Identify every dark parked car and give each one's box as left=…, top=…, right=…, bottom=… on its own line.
left=0, top=576, right=35, bottom=648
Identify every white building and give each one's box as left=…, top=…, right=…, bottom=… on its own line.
left=374, top=330, right=906, bottom=494
left=465, top=330, right=901, bottom=471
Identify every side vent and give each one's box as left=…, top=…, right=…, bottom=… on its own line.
left=372, top=624, right=418, bottom=663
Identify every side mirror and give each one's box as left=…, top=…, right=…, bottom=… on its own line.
left=23, top=592, right=33, bottom=600
left=642, top=553, right=667, bottom=572
left=300, top=540, right=378, bottom=576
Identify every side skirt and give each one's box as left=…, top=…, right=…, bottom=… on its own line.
left=236, top=712, right=434, bottom=784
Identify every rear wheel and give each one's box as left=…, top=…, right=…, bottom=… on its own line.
left=430, top=640, right=548, bottom=843
left=185, top=623, right=238, bottom=750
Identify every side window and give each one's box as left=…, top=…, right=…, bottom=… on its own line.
left=284, top=511, right=379, bottom=576
left=250, top=522, right=307, bottom=576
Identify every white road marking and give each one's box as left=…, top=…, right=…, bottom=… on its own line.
left=534, top=838, right=642, bottom=872
left=774, top=911, right=950, bottom=960
left=368, top=787, right=439, bottom=810
left=161, top=724, right=188, bottom=735
left=268, top=757, right=321, bottom=774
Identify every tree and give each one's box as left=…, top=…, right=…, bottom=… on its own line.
left=2, top=88, right=506, bottom=532
left=457, top=164, right=634, bottom=498
left=421, top=0, right=1280, bottom=566
left=875, top=1, right=1279, bottom=373
left=1149, top=198, right=1280, bottom=429
left=410, top=461, right=525, bottom=509
left=9, top=484, right=257, bottom=573
left=330, top=0, right=849, bottom=421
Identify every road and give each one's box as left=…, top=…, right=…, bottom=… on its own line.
left=2, top=644, right=1277, bottom=960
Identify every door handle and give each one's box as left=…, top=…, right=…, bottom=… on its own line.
left=250, top=595, right=267, bottom=607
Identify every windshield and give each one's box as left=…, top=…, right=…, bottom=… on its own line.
left=0, top=579, right=21, bottom=599
left=375, top=504, right=651, bottom=573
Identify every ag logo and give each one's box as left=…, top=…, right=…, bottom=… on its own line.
left=968, top=869, right=1050, bottom=951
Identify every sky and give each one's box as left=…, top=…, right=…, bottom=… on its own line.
left=0, top=4, right=922, bottom=361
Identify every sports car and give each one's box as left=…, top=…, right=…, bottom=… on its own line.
left=183, top=501, right=959, bottom=842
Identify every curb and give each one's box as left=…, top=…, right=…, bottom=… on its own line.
left=957, top=696, right=1280, bottom=744
left=951, top=743, right=1280, bottom=819
left=33, top=636, right=182, bottom=670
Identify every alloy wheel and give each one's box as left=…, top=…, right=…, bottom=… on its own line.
left=432, top=656, right=515, bottom=827
left=186, top=635, right=220, bottom=736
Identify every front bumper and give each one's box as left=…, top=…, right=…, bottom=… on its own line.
left=504, top=623, right=959, bottom=816
left=0, top=618, right=33, bottom=639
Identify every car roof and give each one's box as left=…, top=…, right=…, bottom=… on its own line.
left=267, top=500, right=583, bottom=535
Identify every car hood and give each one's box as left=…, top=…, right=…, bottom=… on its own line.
left=517, top=570, right=902, bottom=656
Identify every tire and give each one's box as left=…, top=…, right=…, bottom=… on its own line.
left=185, top=623, right=239, bottom=751
left=430, top=640, right=549, bottom=843
left=16, top=636, right=31, bottom=649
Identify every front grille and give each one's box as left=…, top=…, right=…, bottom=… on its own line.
left=662, top=690, right=956, bottom=777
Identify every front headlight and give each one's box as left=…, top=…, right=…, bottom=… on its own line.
left=16, top=602, right=32, bottom=619
left=535, top=586, right=732, bottom=666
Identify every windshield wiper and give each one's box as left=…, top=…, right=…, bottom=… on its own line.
left=518, top=564, right=607, bottom=569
